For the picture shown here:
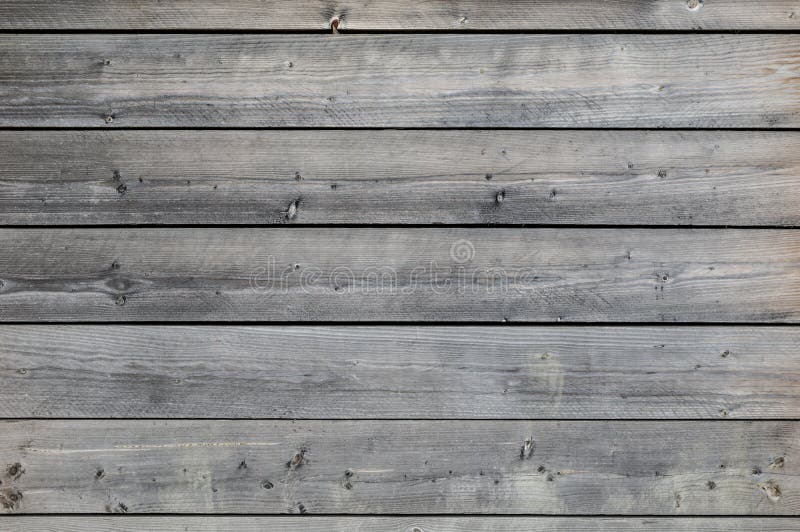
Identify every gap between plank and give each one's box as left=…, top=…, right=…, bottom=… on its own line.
left=1, top=29, right=799, bottom=34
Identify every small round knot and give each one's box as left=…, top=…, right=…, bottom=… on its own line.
left=115, top=295, right=127, bottom=306
left=104, top=115, right=114, bottom=124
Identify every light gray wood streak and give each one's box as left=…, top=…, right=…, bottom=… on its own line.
left=1, top=1, right=798, bottom=30
left=1, top=34, right=798, bottom=127
left=1, top=420, right=797, bottom=514
left=7, top=516, right=800, bottom=531
left=2, top=130, right=800, bottom=225
left=0, top=228, right=798, bottom=322
left=2, top=326, right=798, bottom=419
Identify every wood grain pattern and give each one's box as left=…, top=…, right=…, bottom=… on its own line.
left=2, top=326, right=799, bottom=419
left=1, top=420, right=797, bottom=514
left=0, top=227, right=800, bottom=323
left=1, top=0, right=798, bottom=30
left=0, top=228, right=798, bottom=322
left=6, top=516, right=800, bottom=531
left=2, top=130, right=800, bottom=225
left=1, top=34, right=798, bottom=128
left=3, top=2, right=799, bottom=525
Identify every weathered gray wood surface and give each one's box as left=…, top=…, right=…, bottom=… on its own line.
left=1, top=0, right=798, bottom=30
left=1, top=420, right=796, bottom=514
left=1, top=34, right=798, bottom=128
left=3, top=130, right=800, bottom=225
left=3, top=1, right=798, bottom=527
left=0, top=228, right=797, bottom=322
left=2, top=326, right=798, bottom=419
left=6, top=516, right=800, bottom=531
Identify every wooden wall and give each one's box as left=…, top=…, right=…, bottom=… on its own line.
left=0, top=1, right=799, bottom=530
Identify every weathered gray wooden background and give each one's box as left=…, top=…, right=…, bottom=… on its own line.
left=1, top=1, right=799, bottom=530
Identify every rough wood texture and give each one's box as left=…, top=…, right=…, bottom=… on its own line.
left=1, top=0, right=798, bottom=30
left=1, top=420, right=797, bottom=514
left=2, top=326, right=799, bottom=419
left=6, top=516, right=800, bottom=531
left=1, top=34, right=798, bottom=128
left=0, top=228, right=798, bottom=323
left=2, top=130, right=800, bottom=225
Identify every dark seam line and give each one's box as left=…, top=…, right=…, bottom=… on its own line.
left=1, top=513, right=798, bottom=517
left=1, top=29, right=799, bottom=34
left=1, top=224, right=798, bottom=229
left=1, top=322, right=797, bottom=327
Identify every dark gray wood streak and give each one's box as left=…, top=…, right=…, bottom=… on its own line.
left=2, top=326, right=798, bottom=419
left=0, top=420, right=797, bottom=514
left=1, top=34, right=798, bottom=128
left=0, top=228, right=798, bottom=322
left=2, top=130, right=800, bottom=225
left=1, top=1, right=798, bottom=30
left=6, top=516, right=800, bottom=531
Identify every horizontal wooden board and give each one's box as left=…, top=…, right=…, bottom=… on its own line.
left=6, top=517, right=800, bottom=531
left=1, top=1, right=799, bottom=30
left=3, top=130, right=800, bottom=225
left=0, top=228, right=798, bottom=322
left=1, top=420, right=797, bottom=514
left=2, top=326, right=799, bottom=419
left=1, top=34, right=798, bottom=128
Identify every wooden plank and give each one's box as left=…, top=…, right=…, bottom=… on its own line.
left=0, top=228, right=798, bottom=322
left=3, top=130, right=800, bottom=226
left=2, top=326, right=799, bottom=419
left=1, top=420, right=797, bottom=514
left=1, top=34, right=798, bottom=128
left=6, top=517, right=800, bottom=531
left=1, top=1, right=798, bottom=30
